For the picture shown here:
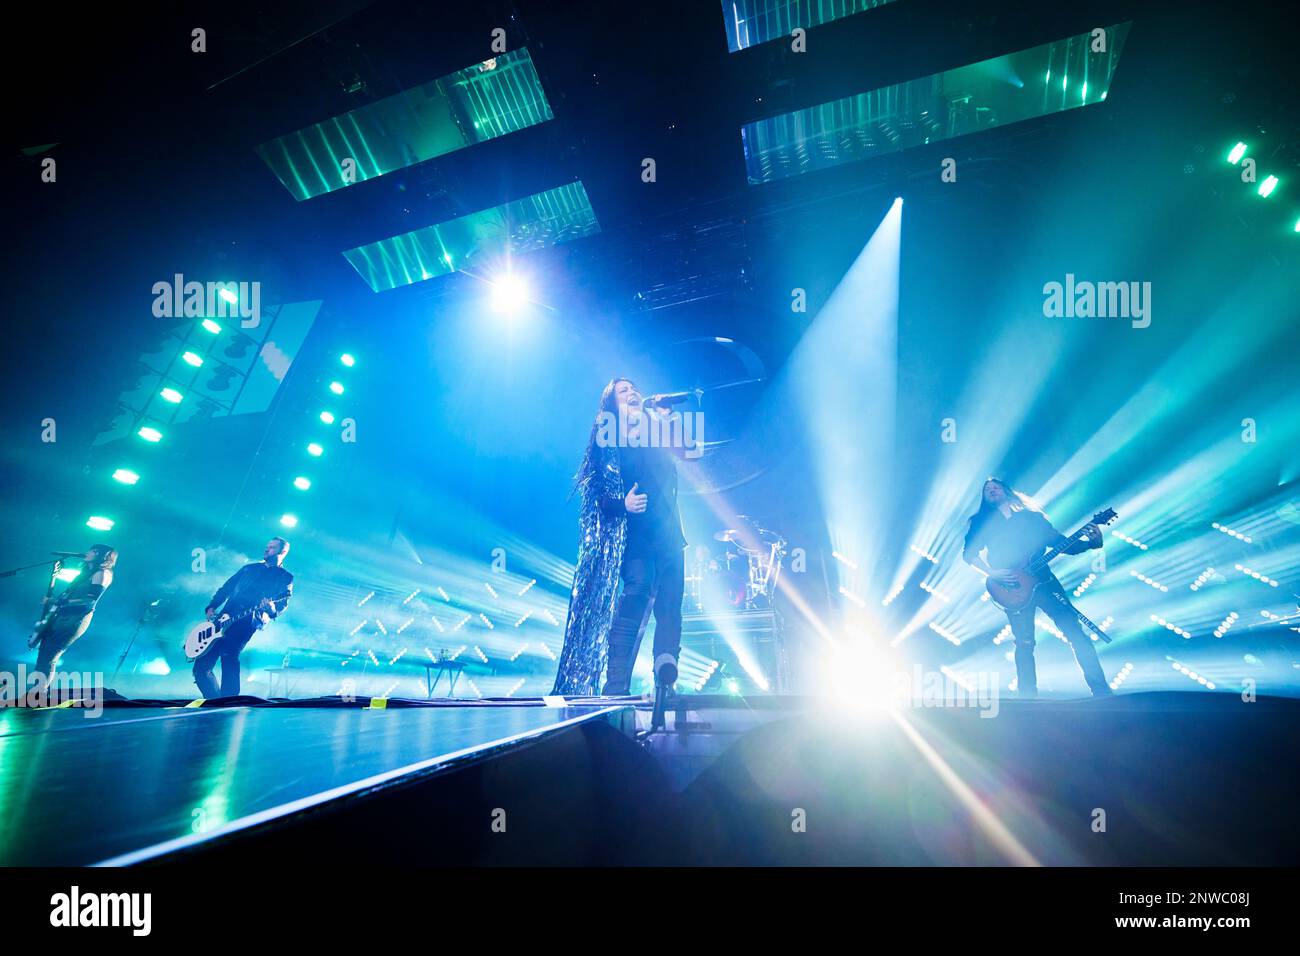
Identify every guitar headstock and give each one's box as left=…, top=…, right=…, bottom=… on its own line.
left=1091, top=508, right=1118, bottom=527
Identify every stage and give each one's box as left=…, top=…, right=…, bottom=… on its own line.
left=4, top=689, right=1298, bottom=867
left=2, top=2, right=1298, bottom=932
left=0, top=697, right=631, bottom=866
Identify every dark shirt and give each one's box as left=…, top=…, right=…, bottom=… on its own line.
left=56, top=569, right=110, bottom=618
left=963, top=508, right=1098, bottom=579
left=600, top=444, right=686, bottom=556
left=209, top=561, right=294, bottom=624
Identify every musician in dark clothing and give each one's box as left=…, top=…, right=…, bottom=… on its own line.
left=29, top=544, right=117, bottom=686
left=194, top=537, right=293, bottom=699
left=963, top=478, right=1111, bottom=698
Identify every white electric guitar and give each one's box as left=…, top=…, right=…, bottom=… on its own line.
left=183, top=595, right=287, bottom=662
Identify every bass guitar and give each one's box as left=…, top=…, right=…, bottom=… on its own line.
left=985, top=508, right=1118, bottom=636
left=27, top=594, right=68, bottom=649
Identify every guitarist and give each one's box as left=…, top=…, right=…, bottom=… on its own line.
left=29, top=544, right=117, bottom=689
left=962, top=479, right=1111, bottom=699
left=194, top=537, right=294, bottom=699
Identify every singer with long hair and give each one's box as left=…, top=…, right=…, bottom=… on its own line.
left=552, top=378, right=689, bottom=696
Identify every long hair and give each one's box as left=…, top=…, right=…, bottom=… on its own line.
left=571, top=377, right=633, bottom=502
left=552, top=378, right=634, bottom=694
left=965, top=477, right=1040, bottom=544
left=86, top=544, right=118, bottom=572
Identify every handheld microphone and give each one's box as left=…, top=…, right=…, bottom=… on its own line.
left=50, top=551, right=84, bottom=558
left=654, top=653, right=679, bottom=687
left=648, top=653, right=679, bottom=734
left=644, top=391, right=692, bottom=409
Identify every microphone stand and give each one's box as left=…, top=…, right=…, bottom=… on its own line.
left=0, top=558, right=71, bottom=581
left=112, top=600, right=162, bottom=685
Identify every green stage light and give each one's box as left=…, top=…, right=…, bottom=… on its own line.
left=1258, top=175, right=1279, bottom=198
left=329, top=381, right=344, bottom=395
left=86, top=515, right=115, bottom=532
left=723, top=0, right=899, bottom=53
left=181, top=351, right=203, bottom=367
left=306, top=442, right=324, bottom=457
left=1228, top=142, right=1248, bottom=164
left=340, top=353, right=356, bottom=367
left=55, top=567, right=81, bottom=583
left=742, top=23, right=1131, bottom=185
left=112, top=468, right=140, bottom=485
left=218, top=288, right=237, bottom=305
left=319, top=411, right=335, bottom=425
left=159, top=387, right=183, bottom=404
left=137, top=426, right=162, bottom=443
left=257, top=49, right=553, bottom=201
left=342, top=181, right=600, bottom=293
left=1294, top=216, right=1300, bottom=233
left=293, top=476, right=311, bottom=490
left=201, top=319, right=222, bottom=334
left=280, top=514, right=299, bottom=529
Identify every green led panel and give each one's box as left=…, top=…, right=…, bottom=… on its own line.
left=742, top=22, right=1131, bottom=184
left=723, top=0, right=898, bottom=53
left=257, top=48, right=553, bottom=201
left=342, top=181, right=600, bottom=293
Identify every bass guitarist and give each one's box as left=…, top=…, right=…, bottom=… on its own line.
left=194, top=537, right=294, bottom=699
left=28, top=544, right=117, bottom=690
left=962, top=478, right=1111, bottom=698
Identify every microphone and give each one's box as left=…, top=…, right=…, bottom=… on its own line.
left=644, top=391, right=692, bottom=409
left=50, top=551, right=84, bottom=558
left=654, top=653, right=679, bottom=687
left=649, top=653, right=679, bottom=733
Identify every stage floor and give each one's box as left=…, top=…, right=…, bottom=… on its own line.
left=0, top=699, right=628, bottom=866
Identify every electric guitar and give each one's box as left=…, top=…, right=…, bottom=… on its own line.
left=27, top=594, right=68, bottom=648
left=183, top=595, right=287, bottom=662
left=985, top=506, right=1117, bottom=620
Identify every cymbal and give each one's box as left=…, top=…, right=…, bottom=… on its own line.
left=715, top=523, right=785, bottom=552
left=714, top=529, right=759, bottom=550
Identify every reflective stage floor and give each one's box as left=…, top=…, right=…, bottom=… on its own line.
left=0, top=698, right=629, bottom=866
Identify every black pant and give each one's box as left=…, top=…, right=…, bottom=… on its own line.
left=1006, top=584, right=1110, bottom=698
left=33, top=613, right=93, bottom=686
left=193, top=616, right=257, bottom=699
left=604, top=545, right=685, bottom=695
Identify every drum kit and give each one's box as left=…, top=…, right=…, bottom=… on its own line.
left=686, top=516, right=787, bottom=613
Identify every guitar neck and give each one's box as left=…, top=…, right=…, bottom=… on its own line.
left=1026, top=530, right=1087, bottom=574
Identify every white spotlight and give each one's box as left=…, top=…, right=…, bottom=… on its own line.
left=490, top=273, right=530, bottom=315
